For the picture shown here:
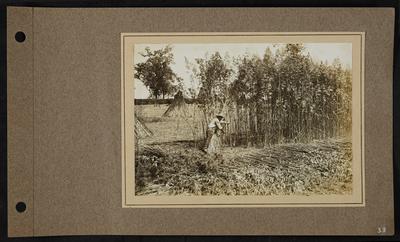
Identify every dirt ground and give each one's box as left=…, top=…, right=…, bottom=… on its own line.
left=134, top=104, right=353, bottom=196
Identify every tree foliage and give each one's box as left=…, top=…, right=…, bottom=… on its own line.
left=191, top=44, right=352, bottom=146
left=134, top=46, right=182, bottom=99
left=192, top=52, right=233, bottom=121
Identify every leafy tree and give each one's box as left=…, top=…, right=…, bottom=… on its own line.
left=193, top=52, right=233, bottom=118
left=134, top=46, right=181, bottom=99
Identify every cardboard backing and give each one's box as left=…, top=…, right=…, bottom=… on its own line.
left=7, top=7, right=394, bottom=236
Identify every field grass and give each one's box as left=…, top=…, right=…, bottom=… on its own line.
left=134, top=104, right=353, bottom=196
left=135, top=104, right=204, bottom=144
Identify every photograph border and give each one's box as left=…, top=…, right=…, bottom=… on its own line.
left=121, top=32, right=365, bottom=208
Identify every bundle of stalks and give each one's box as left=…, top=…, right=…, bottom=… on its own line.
left=135, top=115, right=153, bottom=138
left=236, top=139, right=351, bottom=171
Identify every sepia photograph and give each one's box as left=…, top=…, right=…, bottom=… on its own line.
left=122, top=33, right=364, bottom=206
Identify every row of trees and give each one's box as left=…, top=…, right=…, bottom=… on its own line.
left=134, top=44, right=352, bottom=146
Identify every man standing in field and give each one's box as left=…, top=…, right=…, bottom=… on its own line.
left=203, top=114, right=228, bottom=154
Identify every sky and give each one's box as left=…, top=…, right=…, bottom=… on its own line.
left=133, top=43, right=352, bottom=99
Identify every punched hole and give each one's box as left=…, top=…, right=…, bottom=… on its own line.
left=15, top=32, right=26, bottom=43
left=16, top=202, right=26, bottom=213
